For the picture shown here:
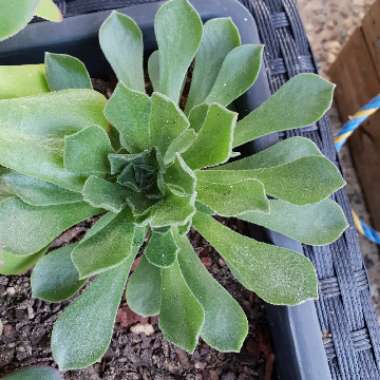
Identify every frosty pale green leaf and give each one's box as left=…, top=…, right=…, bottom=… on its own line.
left=185, top=18, right=241, bottom=113
left=126, top=256, right=161, bottom=317
left=31, top=244, right=85, bottom=302
left=82, top=176, right=127, bottom=213
left=148, top=50, right=160, bottom=92
left=155, top=0, right=203, bottom=103
left=0, top=249, right=45, bottom=275
left=205, top=44, right=263, bottom=107
left=164, top=155, right=196, bottom=196
left=234, top=73, right=335, bottom=147
left=35, top=0, right=63, bottom=22
left=183, top=103, right=237, bottom=169
left=45, top=53, right=92, bottom=90
left=0, top=65, right=48, bottom=99
left=175, top=232, right=248, bottom=352
left=145, top=228, right=178, bottom=268
left=0, top=197, right=99, bottom=256
left=160, top=259, right=205, bottom=352
left=238, top=199, right=349, bottom=246
left=1, top=367, right=63, bottom=380
left=52, top=255, right=135, bottom=370
left=99, top=11, right=145, bottom=91
left=193, top=212, right=318, bottom=305
left=72, top=209, right=135, bottom=279
left=104, top=83, right=151, bottom=152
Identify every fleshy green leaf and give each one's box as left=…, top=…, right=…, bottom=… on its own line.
left=145, top=228, right=178, bottom=268
left=204, top=45, right=263, bottom=107
left=164, top=155, right=196, bottom=196
left=175, top=232, right=248, bottom=352
left=45, top=52, right=92, bottom=90
left=126, top=256, right=161, bottom=317
left=64, top=126, right=113, bottom=175
left=149, top=92, right=189, bottom=156
left=148, top=50, right=160, bottom=92
left=99, top=11, right=145, bottom=92
left=52, top=255, right=135, bottom=370
left=160, top=258, right=205, bottom=353
left=1, top=367, right=62, bottom=380
left=164, top=129, right=197, bottom=165
left=0, top=65, right=48, bottom=99
left=35, top=0, right=63, bottom=22
left=0, top=249, right=45, bottom=275
left=0, top=0, right=40, bottom=41
left=71, top=209, right=135, bottom=279
left=188, top=103, right=208, bottom=132
left=185, top=18, right=241, bottom=113
left=82, top=176, right=128, bottom=213
left=31, top=244, right=85, bottom=302
left=233, top=74, right=335, bottom=147
left=104, top=83, right=151, bottom=152
left=193, top=212, right=318, bottom=305
left=2, top=172, right=82, bottom=206
left=0, top=90, right=108, bottom=191
left=183, top=103, right=237, bottom=169
left=150, top=191, right=195, bottom=228
left=155, top=0, right=203, bottom=103
left=205, top=156, right=345, bottom=205
left=0, top=197, right=99, bottom=256
left=224, top=137, right=322, bottom=170
left=196, top=174, right=268, bottom=216
left=238, top=199, right=348, bottom=246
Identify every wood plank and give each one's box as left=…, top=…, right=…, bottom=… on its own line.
left=362, top=0, right=380, bottom=79
left=329, top=24, right=380, bottom=230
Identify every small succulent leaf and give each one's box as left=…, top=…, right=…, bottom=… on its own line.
left=82, top=176, right=128, bottom=213
left=164, top=155, right=196, bottom=196
left=131, top=226, right=147, bottom=255
left=233, top=74, right=335, bottom=147
left=52, top=255, right=135, bottom=370
left=185, top=18, right=241, bottom=113
left=0, top=248, right=45, bottom=275
left=164, top=129, right=197, bottom=165
left=222, top=137, right=322, bottom=170
left=145, top=228, right=179, bottom=268
left=0, top=0, right=40, bottom=41
left=239, top=199, right=348, bottom=246
left=188, top=103, right=208, bottom=132
left=150, top=191, right=195, bottom=228
left=148, top=50, right=160, bottom=92
left=0, top=90, right=108, bottom=192
left=64, top=125, right=113, bottom=175
left=0, top=65, right=48, bottom=99
left=183, top=103, right=237, bottom=169
left=193, top=212, right=318, bottom=305
left=0, top=197, right=99, bottom=256
left=1, top=367, right=63, bottom=380
left=72, top=208, right=135, bottom=279
left=99, top=11, right=145, bottom=92
left=196, top=174, right=268, bottom=216
left=155, top=0, right=203, bottom=103
left=174, top=232, right=248, bottom=352
left=159, top=258, right=205, bottom=353
left=2, top=172, right=82, bottom=207
left=126, top=190, right=156, bottom=220
left=45, top=52, right=92, bottom=90
left=104, top=83, right=151, bottom=152
left=35, top=0, right=63, bottom=22
left=31, top=244, right=85, bottom=303
left=149, top=92, right=189, bottom=156
left=204, top=156, right=345, bottom=205
left=204, top=44, right=263, bottom=107
left=126, top=256, right=161, bottom=316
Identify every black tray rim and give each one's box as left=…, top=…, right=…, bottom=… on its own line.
left=0, top=1, right=332, bottom=379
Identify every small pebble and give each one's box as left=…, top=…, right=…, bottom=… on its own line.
left=130, top=323, right=155, bottom=336
left=6, top=287, right=16, bottom=296
left=0, top=319, right=3, bottom=336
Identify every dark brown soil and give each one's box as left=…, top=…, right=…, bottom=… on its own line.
left=0, top=221, right=273, bottom=380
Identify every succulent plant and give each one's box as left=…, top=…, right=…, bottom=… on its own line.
left=0, top=0, right=348, bottom=371
left=0, top=0, right=62, bottom=42
left=1, top=367, right=62, bottom=380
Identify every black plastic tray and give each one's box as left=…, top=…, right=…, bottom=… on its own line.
left=0, top=1, right=332, bottom=379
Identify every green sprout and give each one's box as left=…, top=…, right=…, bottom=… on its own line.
left=0, top=0, right=348, bottom=371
